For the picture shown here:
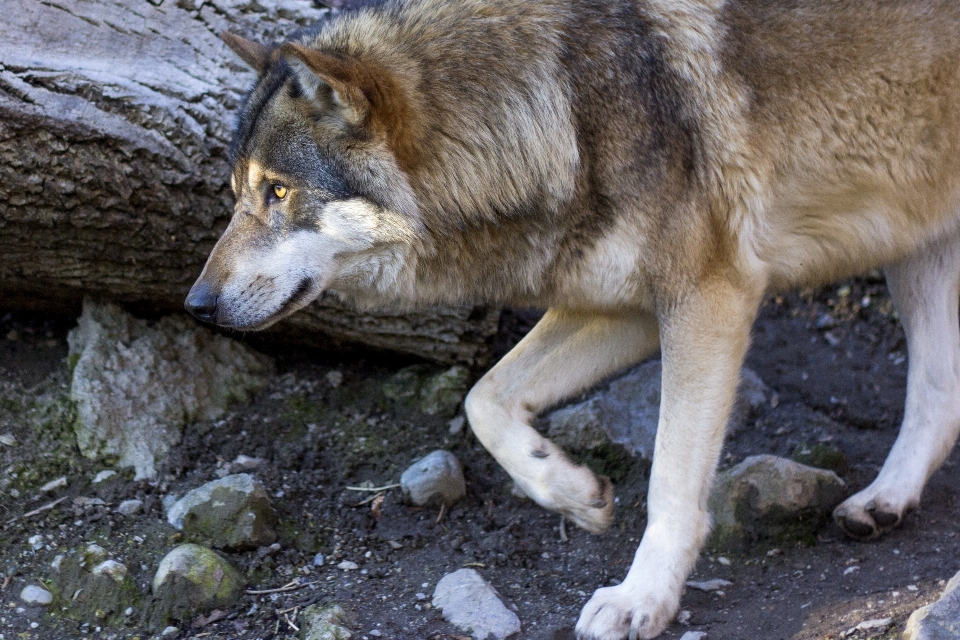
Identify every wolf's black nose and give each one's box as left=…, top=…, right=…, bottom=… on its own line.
left=184, top=283, right=218, bottom=323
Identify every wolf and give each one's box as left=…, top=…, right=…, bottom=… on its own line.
left=185, top=0, right=960, bottom=637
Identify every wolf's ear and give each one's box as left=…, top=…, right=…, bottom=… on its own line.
left=280, top=42, right=371, bottom=125
left=221, top=32, right=272, bottom=74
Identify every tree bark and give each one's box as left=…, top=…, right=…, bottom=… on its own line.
left=0, top=0, right=497, bottom=365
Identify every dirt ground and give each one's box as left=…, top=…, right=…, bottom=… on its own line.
left=1, top=276, right=959, bottom=640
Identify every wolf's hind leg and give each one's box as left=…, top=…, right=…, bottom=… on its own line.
left=835, top=232, right=960, bottom=539
left=465, top=308, right=660, bottom=533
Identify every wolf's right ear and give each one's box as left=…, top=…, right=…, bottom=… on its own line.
left=221, top=32, right=272, bottom=74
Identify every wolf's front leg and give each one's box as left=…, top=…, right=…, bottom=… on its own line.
left=576, top=279, right=762, bottom=640
left=465, top=308, right=660, bottom=533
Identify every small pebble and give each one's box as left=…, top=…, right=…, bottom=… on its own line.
left=0, top=433, right=16, bottom=446
left=92, top=560, right=128, bottom=584
left=717, top=556, right=731, bottom=566
left=92, top=470, right=116, bottom=484
left=161, top=626, right=179, bottom=636
left=415, top=592, right=427, bottom=601
left=19, top=585, right=53, bottom=606
left=337, top=561, right=359, bottom=571
left=679, top=632, right=707, bottom=640
left=686, top=579, right=733, bottom=592
left=232, top=454, right=263, bottom=469
left=677, top=610, right=692, bottom=625
left=326, top=370, right=343, bottom=388
left=400, top=450, right=466, bottom=506
left=39, top=476, right=67, bottom=493
left=85, top=544, right=108, bottom=566
left=313, top=553, right=325, bottom=567
left=447, top=415, right=466, bottom=435
left=369, top=631, right=382, bottom=637
left=115, top=499, right=143, bottom=516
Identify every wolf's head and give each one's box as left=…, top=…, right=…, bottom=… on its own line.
left=185, top=32, right=423, bottom=330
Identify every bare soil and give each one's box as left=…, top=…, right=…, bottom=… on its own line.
left=1, top=277, right=959, bottom=640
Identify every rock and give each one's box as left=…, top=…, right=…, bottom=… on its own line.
left=400, top=450, right=467, bottom=507
left=91, top=560, right=128, bottom=584
left=152, top=544, right=246, bottom=623
left=432, top=568, right=521, bottom=640
left=842, top=618, right=892, bottom=637
left=92, top=470, right=116, bottom=484
left=0, top=433, right=16, bottom=446
left=313, top=553, right=325, bottom=567
left=84, top=544, right=108, bottom=566
left=792, top=442, right=848, bottom=473
left=45, top=546, right=138, bottom=625
left=542, top=360, right=768, bottom=456
left=337, top=561, right=359, bottom=571
left=68, top=300, right=272, bottom=480
left=298, top=603, right=353, bottom=640
left=38, top=476, right=66, bottom=492
left=116, top=499, right=143, bottom=516
left=28, top=534, right=44, bottom=550
left=20, top=585, right=53, bottom=605
left=161, top=626, right=180, bottom=637
left=382, top=365, right=469, bottom=418
left=165, top=474, right=277, bottom=551
left=680, top=632, right=708, bottom=640
left=686, top=579, right=733, bottom=592
left=708, top=454, right=847, bottom=551
left=904, top=570, right=960, bottom=640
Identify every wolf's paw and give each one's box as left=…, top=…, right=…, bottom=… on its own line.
left=833, top=487, right=916, bottom=540
left=575, top=584, right=677, bottom=640
left=557, top=471, right=614, bottom=534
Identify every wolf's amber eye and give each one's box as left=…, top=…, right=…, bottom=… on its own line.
left=273, top=185, right=288, bottom=199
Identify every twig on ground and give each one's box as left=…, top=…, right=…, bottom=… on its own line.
left=246, top=579, right=315, bottom=595
left=345, top=483, right=400, bottom=492
left=435, top=503, right=446, bottom=525
left=352, top=492, right=385, bottom=507
left=282, top=606, right=300, bottom=632
left=559, top=516, right=569, bottom=543
left=5, top=496, right=68, bottom=525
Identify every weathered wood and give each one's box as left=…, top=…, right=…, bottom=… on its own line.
left=0, top=0, right=497, bottom=365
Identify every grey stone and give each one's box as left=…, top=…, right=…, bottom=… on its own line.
left=92, top=470, right=116, bottom=484
left=904, top=570, right=960, bottom=640
left=152, top=544, right=246, bottom=622
left=686, top=579, right=733, bottom=592
left=84, top=544, right=108, bottom=566
left=680, top=633, right=708, bottom=640
left=91, top=560, right=128, bottom=584
left=432, top=568, right=521, bottom=639
left=116, top=499, right=143, bottom=516
left=20, top=585, right=53, bottom=605
left=708, top=454, right=847, bottom=551
left=298, top=604, right=353, bottom=640
left=542, top=360, right=768, bottom=456
left=382, top=365, right=469, bottom=418
left=68, top=300, right=272, bottom=480
left=166, top=473, right=277, bottom=551
left=400, top=450, right=467, bottom=507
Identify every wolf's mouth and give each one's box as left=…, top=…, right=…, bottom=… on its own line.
left=276, top=277, right=315, bottom=318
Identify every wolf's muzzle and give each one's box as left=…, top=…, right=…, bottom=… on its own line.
left=184, top=282, right=218, bottom=323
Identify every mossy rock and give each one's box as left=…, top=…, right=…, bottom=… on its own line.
left=382, top=365, right=468, bottom=418
left=151, top=544, right=246, bottom=625
left=708, top=455, right=847, bottom=552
